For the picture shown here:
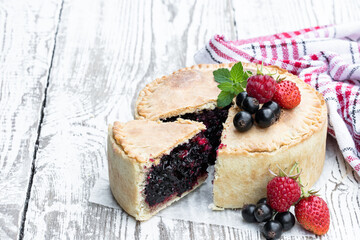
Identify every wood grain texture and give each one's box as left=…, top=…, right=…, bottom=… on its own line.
left=22, top=0, right=236, bottom=239
left=0, top=0, right=62, bottom=239
left=6, top=0, right=360, bottom=239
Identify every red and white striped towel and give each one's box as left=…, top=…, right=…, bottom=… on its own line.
left=195, top=23, right=360, bottom=176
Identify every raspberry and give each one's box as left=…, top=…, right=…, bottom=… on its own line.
left=267, top=176, right=301, bottom=212
left=272, top=80, right=301, bottom=109
left=246, top=75, right=277, bottom=103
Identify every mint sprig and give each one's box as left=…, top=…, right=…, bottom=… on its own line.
left=213, top=62, right=252, bottom=107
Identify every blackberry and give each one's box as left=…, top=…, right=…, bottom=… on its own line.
left=255, top=108, right=276, bottom=128
left=254, top=203, right=273, bottom=222
left=242, top=96, right=259, bottom=114
left=257, top=197, right=267, bottom=205
left=236, top=92, right=248, bottom=108
left=233, top=111, right=253, bottom=132
left=262, top=220, right=283, bottom=240
left=275, top=211, right=295, bottom=231
left=262, top=101, right=281, bottom=120
left=241, top=204, right=257, bottom=223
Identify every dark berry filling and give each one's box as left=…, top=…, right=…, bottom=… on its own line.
left=163, top=106, right=230, bottom=164
left=144, top=132, right=211, bottom=207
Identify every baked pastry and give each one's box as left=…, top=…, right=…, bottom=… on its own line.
left=108, top=119, right=211, bottom=220
left=136, top=65, right=231, bottom=164
left=135, top=62, right=328, bottom=209
left=214, top=74, right=327, bottom=207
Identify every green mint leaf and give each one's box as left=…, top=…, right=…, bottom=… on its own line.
left=230, top=62, right=245, bottom=83
left=214, top=62, right=251, bottom=107
left=217, top=91, right=234, bottom=107
left=240, top=79, right=247, bottom=89
left=218, top=82, right=235, bottom=93
left=233, top=82, right=244, bottom=94
left=213, top=68, right=231, bottom=83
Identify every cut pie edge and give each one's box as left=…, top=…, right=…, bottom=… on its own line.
left=112, top=119, right=205, bottom=163
left=108, top=120, right=208, bottom=221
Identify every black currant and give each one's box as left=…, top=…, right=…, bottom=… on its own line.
left=241, top=204, right=257, bottom=223
left=236, top=92, right=248, bottom=108
left=241, top=96, right=259, bottom=114
left=233, top=111, right=253, bottom=132
left=262, top=220, right=283, bottom=240
left=255, top=108, right=276, bottom=128
left=254, top=203, right=273, bottom=222
left=263, top=101, right=281, bottom=120
left=257, top=197, right=267, bottom=205
left=275, top=211, right=295, bottom=231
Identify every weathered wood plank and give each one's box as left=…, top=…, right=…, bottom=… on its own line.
left=22, top=0, right=235, bottom=239
left=0, top=0, right=62, bottom=239
left=20, top=0, right=360, bottom=239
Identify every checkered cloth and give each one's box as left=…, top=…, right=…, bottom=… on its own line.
left=195, top=23, right=360, bottom=176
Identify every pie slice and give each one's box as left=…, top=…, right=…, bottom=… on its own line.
left=136, top=64, right=231, bottom=164
left=107, top=119, right=210, bottom=221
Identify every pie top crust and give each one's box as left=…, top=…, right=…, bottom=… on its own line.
left=219, top=68, right=327, bottom=154
left=112, top=119, right=205, bottom=163
left=136, top=64, right=222, bottom=120
left=135, top=62, right=327, bottom=154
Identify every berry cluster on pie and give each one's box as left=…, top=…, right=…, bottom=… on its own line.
left=108, top=62, right=327, bottom=221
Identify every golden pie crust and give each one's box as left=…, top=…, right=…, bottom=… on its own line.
left=112, top=119, right=205, bottom=163
left=108, top=119, right=206, bottom=220
left=135, top=64, right=222, bottom=120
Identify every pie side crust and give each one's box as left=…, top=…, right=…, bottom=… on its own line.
left=108, top=125, right=144, bottom=219
left=108, top=120, right=207, bottom=221
left=213, top=117, right=327, bottom=208
left=112, top=119, right=205, bottom=163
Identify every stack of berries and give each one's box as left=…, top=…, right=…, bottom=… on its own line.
left=241, top=165, right=330, bottom=239
left=233, top=69, right=301, bottom=132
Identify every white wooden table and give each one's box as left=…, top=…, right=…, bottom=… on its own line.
left=1, top=0, right=360, bottom=239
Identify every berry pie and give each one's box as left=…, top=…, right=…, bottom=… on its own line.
left=134, top=63, right=327, bottom=208
left=107, top=119, right=211, bottom=220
